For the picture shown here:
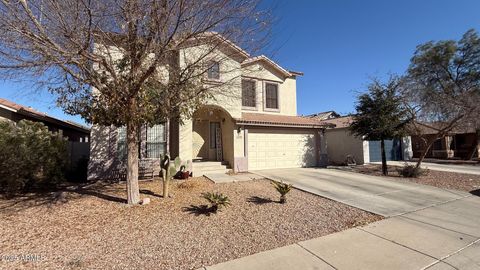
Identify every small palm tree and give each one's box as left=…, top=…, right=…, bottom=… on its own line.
left=271, top=180, right=292, bottom=204
left=202, top=192, right=230, bottom=213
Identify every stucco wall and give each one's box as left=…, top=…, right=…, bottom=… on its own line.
left=241, top=63, right=297, bottom=116
left=325, top=128, right=366, bottom=165
left=180, top=45, right=243, bottom=119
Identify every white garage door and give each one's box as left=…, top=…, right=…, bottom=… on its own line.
left=248, top=129, right=317, bottom=170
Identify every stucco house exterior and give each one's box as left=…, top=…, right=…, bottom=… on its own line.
left=88, top=38, right=329, bottom=180
left=310, top=114, right=413, bottom=165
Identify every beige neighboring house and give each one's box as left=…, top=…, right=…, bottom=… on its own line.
left=88, top=38, right=329, bottom=180
left=309, top=114, right=412, bottom=165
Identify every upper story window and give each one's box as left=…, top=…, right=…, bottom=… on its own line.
left=242, top=80, right=256, bottom=107
left=207, top=61, right=220, bottom=80
left=265, top=83, right=279, bottom=109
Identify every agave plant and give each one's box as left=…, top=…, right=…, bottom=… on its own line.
left=202, top=192, right=231, bottom=213
left=271, top=180, right=292, bottom=204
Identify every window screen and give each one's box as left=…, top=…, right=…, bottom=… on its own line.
left=146, top=124, right=166, bottom=158
left=265, top=83, right=278, bottom=109
left=242, top=80, right=256, bottom=107
left=207, top=61, right=220, bottom=80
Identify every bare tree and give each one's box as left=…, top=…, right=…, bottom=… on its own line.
left=404, top=29, right=480, bottom=167
left=0, top=0, right=272, bottom=204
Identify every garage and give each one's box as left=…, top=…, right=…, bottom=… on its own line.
left=368, top=139, right=403, bottom=162
left=248, top=128, right=318, bottom=170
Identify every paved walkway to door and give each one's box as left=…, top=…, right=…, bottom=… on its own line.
left=199, top=168, right=480, bottom=270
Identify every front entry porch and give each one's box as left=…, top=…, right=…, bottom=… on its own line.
left=192, top=106, right=229, bottom=162
left=169, top=105, right=245, bottom=174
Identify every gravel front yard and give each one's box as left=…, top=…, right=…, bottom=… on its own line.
left=0, top=177, right=380, bottom=270
left=346, top=164, right=480, bottom=193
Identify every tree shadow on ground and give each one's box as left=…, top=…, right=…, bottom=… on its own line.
left=140, top=189, right=163, bottom=198
left=470, top=189, right=480, bottom=197
left=182, top=205, right=216, bottom=216
left=73, top=188, right=127, bottom=204
left=0, top=181, right=128, bottom=213
left=246, top=196, right=275, bottom=205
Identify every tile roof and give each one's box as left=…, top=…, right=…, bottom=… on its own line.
left=0, top=98, right=46, bottom=116
left=236, top=112, right=331, bottom=128
left=320, top=116, right=353, bottom=129
left=0, top=98, right=90, bottom=132
left=409, top=122, right=477, bottom=135
left=241, top=55, right=295, bottom=78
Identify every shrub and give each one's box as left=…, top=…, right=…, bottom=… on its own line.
left=201, top=192, right=230, bottom=213
left=271, top=180, right=292, bottom=204
left=397, top=165, right=426, bottom=178
left=0, top=120, right=68, bottom=195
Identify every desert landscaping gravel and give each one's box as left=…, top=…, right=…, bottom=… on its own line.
left=0, top=178, right=380, bottom=270
left=347, top=164, right=480, bottom=193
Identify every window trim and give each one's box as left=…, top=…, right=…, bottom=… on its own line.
left=263, top=82, right=280, bottom=112
left=241, top=79, right=258, bottom=110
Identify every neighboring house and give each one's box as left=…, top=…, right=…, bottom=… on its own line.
left=307, top=111, right=340, bottom=120
left=88, top=39, right=330, bottom=180
left=316, top=115, right=412, bottom=165
left=411, top=123, right=479, bottom=160
left=0, top=98, right=91, bottom=179
left=0, top=98, right=90, bottom=142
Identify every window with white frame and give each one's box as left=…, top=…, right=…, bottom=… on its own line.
left=265, top=83, right=279, bottom=109
left=242, top=80, right=256, bottom=107
left=207, top=61, right=220, bottom=80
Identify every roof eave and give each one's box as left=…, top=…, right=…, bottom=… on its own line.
left=235, top=120, right=328, bottom=129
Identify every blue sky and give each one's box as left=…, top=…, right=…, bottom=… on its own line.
left=0, top=0, right=479, bottom=125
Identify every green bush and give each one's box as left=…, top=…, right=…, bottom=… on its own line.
left=397, top=165, right=426, bottom=178
left=0, top=120, right=68, bottom=195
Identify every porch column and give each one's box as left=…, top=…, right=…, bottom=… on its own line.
left=445, top=136, right=454, bottom=158
left=317, top=129, right=328, bottom=167
left=178, top=118, right=193, bottom=162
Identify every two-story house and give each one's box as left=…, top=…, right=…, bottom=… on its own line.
left=88, top=37, right=328, bottom=180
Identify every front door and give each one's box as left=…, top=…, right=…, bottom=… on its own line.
left=209, top=122, right=222, bottom=161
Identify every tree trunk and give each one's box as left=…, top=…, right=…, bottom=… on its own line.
left=162, top=168, right=170, bottom=198
left=380, top=139, right=388, bottom=176
left=126, top=121, right=140, bottom=205
left=416, top=135, right=439, bottom=169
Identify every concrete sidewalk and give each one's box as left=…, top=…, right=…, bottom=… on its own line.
left=372, top=161, right=480, bottom=176
left=202, top=196, right=480, bottom=270
left=201, top=168, right=480, bottom=270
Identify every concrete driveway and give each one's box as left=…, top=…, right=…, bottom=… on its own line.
left=202, top=168, right=480, bottom=270
left=253, top=168, right=469, bottom=217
